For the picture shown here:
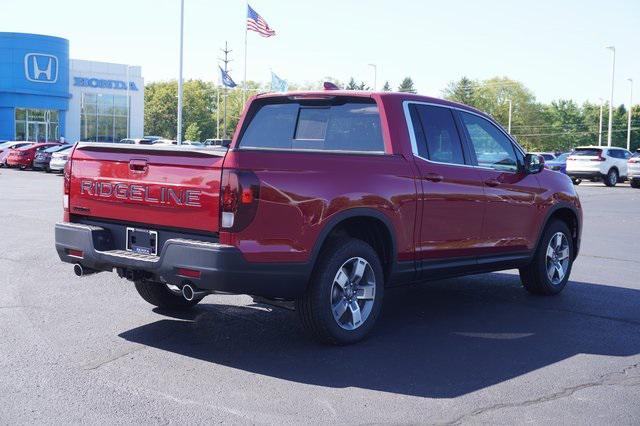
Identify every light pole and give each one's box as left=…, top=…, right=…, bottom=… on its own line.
left=507, top=99, right=513, bottom=134
left=176, top=0, right=185, bottom=145
left=368, top=64, right=377, bottom=91
left=598, top=98, right=604, bottom=146
left=605, top=46, right=615, bottom=147
left=125, top=65, right=130, bottom=139
left=628, top=78, right=633, bottom=151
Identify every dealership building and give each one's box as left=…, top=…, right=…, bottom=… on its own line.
left=0, top=32, right=143, bottom=143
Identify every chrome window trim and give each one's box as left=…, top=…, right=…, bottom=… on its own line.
left=402, top=100, right=526, bottom=172
left=235, top=146, right=387, bottom=156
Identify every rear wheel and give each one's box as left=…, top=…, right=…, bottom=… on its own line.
left=520, top=220, right=574, bottom=295
left=134, top=280, right=202, bottom=310
left=631, top=179, right=640, bottom=189
left=297, top=238, right=384, bottom=345
left=604, top=169, right=618, bottom=187
left=571, top=178, right=582, bottom=185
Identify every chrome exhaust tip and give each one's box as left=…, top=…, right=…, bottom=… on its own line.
left=74, top=263, right=99, bottom=277
left=181, top=283, right=208, bottom=301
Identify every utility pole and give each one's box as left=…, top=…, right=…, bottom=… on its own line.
left=507, top=99, right=513, bottom=134
left=219, top=42, right=233, bottom=139
left=177, top=0, right=185, bottom=145
left=627, top=78, right=633, bottom=151
left=368, top=64, right=377, bottom=91
left=605, top=46, right=615, bottom=147
left=598, top=98, right=604, bottom=146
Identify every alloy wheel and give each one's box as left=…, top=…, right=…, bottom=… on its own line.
left=545, top=232, right=570, bottom=285
left=330, top=257, right=376, bottom=330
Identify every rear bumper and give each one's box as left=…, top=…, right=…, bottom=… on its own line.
left=54, top=222, right=310, bottom=300
left=49, top=159, right=66, bottom=171
left=7, top=158, right=31, bottom=167
left=567, top=171, right=604, bottom=179
left=33, top=159, right=50, bottom=169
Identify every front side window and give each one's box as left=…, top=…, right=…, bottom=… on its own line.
left=411, top=104, right=465, bottom=165
left=239, top=99, right=384, bottom=153
left=460, top=112, right=519, bottom=172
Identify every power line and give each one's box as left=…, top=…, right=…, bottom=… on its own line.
left=513, top=127, right=640, bottom=137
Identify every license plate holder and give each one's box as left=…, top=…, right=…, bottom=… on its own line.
left=126, top=227, right=158, bottom=255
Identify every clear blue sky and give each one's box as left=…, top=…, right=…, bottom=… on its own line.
left=3, top=0, right=639, bottom=105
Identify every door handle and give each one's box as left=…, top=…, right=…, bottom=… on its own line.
left=129, top=159, right=148, bottom=172
left=484, top=178, right=501, bottom=187
left=424, top=173, right=444, bottom=183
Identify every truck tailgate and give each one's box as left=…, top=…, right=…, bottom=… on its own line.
left=69, top=143, right=225, bottom=233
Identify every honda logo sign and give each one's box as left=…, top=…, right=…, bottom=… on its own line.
left=24, top=53, right=59, bottom=83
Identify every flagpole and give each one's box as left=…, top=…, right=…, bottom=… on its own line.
left=243, top=1, right=248, bottom=106
left=216, top=86, right=220, bottom=140
left=176, top=0, right=185, bottom=145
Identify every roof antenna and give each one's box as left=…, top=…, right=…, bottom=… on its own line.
left=323, top=81, right=339, bottom=91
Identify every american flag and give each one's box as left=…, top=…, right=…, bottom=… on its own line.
left=247, top=5, right=276, bottom=38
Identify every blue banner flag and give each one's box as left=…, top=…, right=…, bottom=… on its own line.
left=271, top=71, right=288, bottom=92
left=219, top=66, right=237, bottom=88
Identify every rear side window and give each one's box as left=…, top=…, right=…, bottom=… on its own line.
left=239, top=100, right=384, bottom=152
left=573, top=148, right=602, bottom=156
left=411, top=104, right=465, bottom=165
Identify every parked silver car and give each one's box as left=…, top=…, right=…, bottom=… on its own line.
left=49, top=145, right=74, bottom=173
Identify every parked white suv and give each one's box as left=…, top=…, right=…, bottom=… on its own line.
left=628, top=149, right=640, bottom=189
left=566, top=146, right=632, bottom=186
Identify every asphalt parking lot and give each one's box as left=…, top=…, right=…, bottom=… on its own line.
left=0, top=167, right=639, bottom=424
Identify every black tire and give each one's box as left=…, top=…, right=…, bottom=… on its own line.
left=519, top=220, right=574, bottom=295
left=571, top=178, right=581, bottom=185
left=134, top=280, right=202, bottom=310
left=296, top=238, right=384, bottom=345
left=604, top=169, right=618, bottom=187
left=45, top=166, right=51, bottom=173
left=631, top=179, right=640, bottom=189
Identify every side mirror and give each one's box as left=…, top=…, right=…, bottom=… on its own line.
left=524, top=153, right=544, bottom=174
left=221, top=139, right=232, bottom=148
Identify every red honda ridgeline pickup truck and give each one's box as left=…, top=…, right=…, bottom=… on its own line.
left=55, top=90, right=582, bottom=344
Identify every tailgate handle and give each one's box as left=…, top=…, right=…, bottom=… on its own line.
left=129, top=159, right=148, bottom=172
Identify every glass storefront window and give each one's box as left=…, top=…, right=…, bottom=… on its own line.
left=14, top=108, right=59, bottom=142
left=80, top=92, right=129, bottom=142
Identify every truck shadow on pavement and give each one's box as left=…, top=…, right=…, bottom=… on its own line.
left=119, top=272, right=640, bottom=398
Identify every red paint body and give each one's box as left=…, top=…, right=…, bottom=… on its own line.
left=7, top=143, right=61, bottom=168
left=65, top=91, right=582, bottom=280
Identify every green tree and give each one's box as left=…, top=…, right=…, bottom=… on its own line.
left=184, top=122, right=201, bottom=141
left=346, top=77, right=370, bottom=91
left=443, top=76, right=477, bottom=105
left=382, top=81, right=391, bottom=91
left=398, top=77, right=416, bottom=93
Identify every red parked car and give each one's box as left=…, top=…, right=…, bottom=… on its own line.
left=55, top=89, right=582, bottom=344
left=0, top=141, right=33, bottom=167
left=7, top=142, right=62, bottom=169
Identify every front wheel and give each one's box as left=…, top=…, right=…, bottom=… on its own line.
left=520, top=220, right=574, bottom=295
left=571, top=178, right=582, bottom=185
left=631, top=179, right=640, bottom=189
left=604, top=169, right=618, bottom=187
left=297, top=238, right=384, bottom=345
left=134, top=280, right=202, bottom=310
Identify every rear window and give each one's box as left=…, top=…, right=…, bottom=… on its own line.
left=239, top=99, right=384, bottom=153
left=573, top=148, right=602, bottom=156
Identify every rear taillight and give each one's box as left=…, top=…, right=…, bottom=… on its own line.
left=220, top=169, right=260, bottom=232
left=63, top=158, right=72, bottom=210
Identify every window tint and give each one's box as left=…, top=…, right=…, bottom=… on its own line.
left=412, top=105, right=465, bottom=165
left=239, top=100, right=384, bottom=152
left=541, top=154, right=555, bottom=161
left=460, top=112, right=519, bottom=172
left=573, top=148, right=602, bottom=157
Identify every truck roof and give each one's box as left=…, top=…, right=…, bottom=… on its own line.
left=253, top=90, right=490, bottom=119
